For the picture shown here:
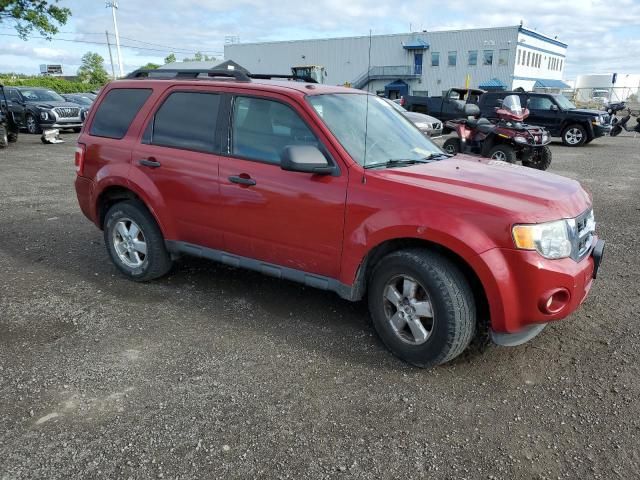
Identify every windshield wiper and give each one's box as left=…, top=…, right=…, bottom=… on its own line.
left=364, top=154, right=450, bottom=169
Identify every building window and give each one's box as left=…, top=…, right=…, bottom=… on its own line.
left=448, top=51, right=457, bottom=66
left=483, top=50, right=493, bottom=65
left=498, top=49, right=509, bottom=66
left=526, top=51, right=530, bottom=66
left=559, top=59, right=563, bottom=71
left=468, top=50, right=478, bottom=66
left=548, top=57, right=551, bottom=69
left=517, top=49, right=521, bottom=65
left=431, top=52, right=440, bottom=67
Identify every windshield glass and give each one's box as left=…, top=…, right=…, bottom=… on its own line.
left=386, top=98, right=407, bottom=113
left=553, top=94, right=576, bottom=110
left=503, top=95, right=523, bottom=114
left=307, top=93, right=443, bottom=168
left=20, top=89, right=65, bottom=102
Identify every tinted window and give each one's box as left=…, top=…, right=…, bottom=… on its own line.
left=232, top=97, right=318, bottom=164
left=7, top=88, right=22, bottom=102
left=468, top=50, right=478, bottom=66
left=146, top=92, right=220, bottom=153
left=431, top=52, right=439, bottom=67
left=90, top=89, right=151, bottom=139
left=483, top=50, right=493, bottom=65
left=448, top=51, right=457, bottom=67
left=529, top=96, right=555, bottom=110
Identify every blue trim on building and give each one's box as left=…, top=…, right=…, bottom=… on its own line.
left=403, top=38, right=429, bottom=50
left=479, top=77, right=507, bottom=89
left=516, top=42, right=566, bottom=58
left=518, top=27, right=568, bottom=48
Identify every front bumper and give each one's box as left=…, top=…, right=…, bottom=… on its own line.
left=75, top=176, right=98, bottom=226
left=482, top=238, right=604, bottom=339
left=592, top=124, right=612, bottom=138
left=42, top=121, right=83, bottom=129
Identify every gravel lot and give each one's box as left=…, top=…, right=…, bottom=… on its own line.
left=1, top=131, right=639, bottom=479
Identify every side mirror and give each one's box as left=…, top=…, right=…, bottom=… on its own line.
left=550, top=104, right=559, bottom=111
left=281, top=145, right=334, bottom=175
left=495, top=99, right=504, bottom=107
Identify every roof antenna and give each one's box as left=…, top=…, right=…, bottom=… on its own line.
left=362, top=29, right=372, bottom=184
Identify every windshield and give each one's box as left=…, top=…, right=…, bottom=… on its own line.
left=503, top=95, right=523, bottom=114
left=553, top=94, right=576, bottom=110
left=386, top=98, right=407, bottom=113
left=307, top=94, right=444, bottom=168
left=19, top=89, right=65, bottom=102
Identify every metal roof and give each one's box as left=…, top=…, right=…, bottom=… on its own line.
left=402, top=38, right=429, bottom=50
left=533, top=79, right=571, bottom=89
left=478, top=78, right=507, bottom=88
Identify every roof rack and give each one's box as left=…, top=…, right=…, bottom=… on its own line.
left=125, top=68, right=317, bottom=84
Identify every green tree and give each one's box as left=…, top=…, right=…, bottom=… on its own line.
left=77, top=52, right=109, bottom=84
left=182, top=51, right=216, bottom=62
left=164, top=53, right=176, bottom=64
left=139, top=62, right=159, bottom=70
left=0, top=0, right=71, bottom=39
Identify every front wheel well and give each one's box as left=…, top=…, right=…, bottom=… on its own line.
left=354, top=238, right=490, bottom=331
left=96, top=186, right=143, bottom=229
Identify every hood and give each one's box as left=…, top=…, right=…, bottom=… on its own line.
left=567, top=108, right=604, bottom=118
left=371, top=155, right=591, bottom=222
left=25, top=100, right=80, bottom=109
left=403, top=111, right=440, bottom=124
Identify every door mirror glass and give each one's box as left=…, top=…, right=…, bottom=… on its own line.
left=281, top=145, right=333, bottom=175
left=550, top=104, right=559, bottom=111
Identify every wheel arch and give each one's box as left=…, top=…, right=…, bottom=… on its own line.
left=350, top=237, right=490, bottom=331
left=96, top=185, right=167, bottom=238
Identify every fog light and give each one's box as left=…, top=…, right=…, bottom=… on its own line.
left=539, top=288, right=571, bottom=314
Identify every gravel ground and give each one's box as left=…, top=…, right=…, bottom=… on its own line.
left=0, top=132, right=639, bottom=480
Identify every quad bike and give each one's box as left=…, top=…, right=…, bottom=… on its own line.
left=610, top=107, right=640, bottom=137
left=442, top=95, right=552, bottom=170
left=0, top=84, right=19, bottom=149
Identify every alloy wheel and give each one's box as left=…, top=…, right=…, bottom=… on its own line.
left=382, top=275, right=434, bottom=345
left=26, top=116, right=38, bottom=134
left=565, top=128, right=583, bottom=145
left=112, top=218, right=148, bottom=268
left=491, top=150, right=507, bottom=161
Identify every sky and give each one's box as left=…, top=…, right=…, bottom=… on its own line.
left=1, top=0, right=639, bottom=79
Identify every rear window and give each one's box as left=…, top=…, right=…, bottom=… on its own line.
left=144, top=91, right=221, bottom=153
left=90, top=88, right=152, bottom=139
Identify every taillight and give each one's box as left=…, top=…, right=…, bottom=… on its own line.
left=400, top=96, right=405, bottom=106
left=75, top=144, right=86, bottom=176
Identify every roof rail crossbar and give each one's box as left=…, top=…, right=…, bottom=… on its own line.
left=249, top=73, right=318, bottom=84
left=126, top=68, right=251, bottom=82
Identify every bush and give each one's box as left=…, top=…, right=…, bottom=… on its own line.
left=0, top=74, right=105, bottom=93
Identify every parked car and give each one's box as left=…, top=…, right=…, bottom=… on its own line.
left=74, top=68, right=604, bottom=367
left=386, top=98, right=442, bottom=137
left=0, top=83, right=19, bottom=147
left=61, top=93, right=95, bottom=107
left=402, top=88, right=486, bottom=131
left=478, top=91, right=612, bottom=146
left=3, top=86, right=85, bottom=134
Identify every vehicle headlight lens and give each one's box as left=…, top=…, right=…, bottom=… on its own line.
left=592, top=117, right=601, bottom=125
left=415, top=122, right=430, bottom=129
left=542, top=134, right=549, bottom=143
left=40, top=111, right=49, bottom=120
left=512, top=220, right=572, bottom=259
left=514, top=136, right=527, bottom=144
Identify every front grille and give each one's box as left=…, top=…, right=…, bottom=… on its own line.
left=54, top=107, right=80, bottom=118
left=432, top=122, right=442, bottom=130
left=602, top=113, right=611, bottom=125
left=569, top=208, right=595, bottom=261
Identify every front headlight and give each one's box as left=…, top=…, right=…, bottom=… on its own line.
left=542, top=134, right=549, bottom=143
left=514, top=136, right=528, bottom=144
left=592, top=117, right=601, bottom=125
left=512, top=220, right=572, bottom=259
left=415, top=122, right=430, bottom=129
left=40, top=111, right=49, bottom=120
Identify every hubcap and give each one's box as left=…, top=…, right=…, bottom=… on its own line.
left=444, top=144, right=455, bottom=154
left=491, top=150, right=507, bottom=161
left=112, top=218, right=148, bottom=268
left=382, top=275, right=434, bottom=345
left=565, top=128, right=583, bottom=144
left=27, top=116, right=37, bottom=133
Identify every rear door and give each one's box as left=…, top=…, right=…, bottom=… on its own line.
left=217, top=93, right=349, bottom=279
left=526, top=95, right=561, bottom=132
left=130, top=87, right=226, bottom=249
left=5, top=88, right=26, bottom=127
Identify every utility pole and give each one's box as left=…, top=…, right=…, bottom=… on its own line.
left=106, top=1, right=124, bottom=77
left=105, top=30, right=116, bottom=79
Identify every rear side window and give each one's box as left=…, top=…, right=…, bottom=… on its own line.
left=90, top=88, right=152, bottom=139
left=144, top=92, right=220, bottom=153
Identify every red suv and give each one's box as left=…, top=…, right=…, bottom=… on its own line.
left=74, top=69, right=604, bottom=367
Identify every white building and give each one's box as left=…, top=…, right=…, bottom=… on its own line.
left=574, top=73, right=640, bottom=102
left=225, top=25, right=569, bottom=97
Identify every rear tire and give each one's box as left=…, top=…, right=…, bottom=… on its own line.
left=522, top=146, right=552, bottom=170
left=368, top=249, right=476, bottom=367
left=487, top=144, right=517, bottom=163
left=104, top=200, right=173, bottom=282
left=442, top=137, right=461, bottom=155
left=0, top=126, right=7, bottom=148
left=561, top=124, right=587, bottom=146
left=7, top=130, right=18, bottom=143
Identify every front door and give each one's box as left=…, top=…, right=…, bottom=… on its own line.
left=131, top=88, right=226, bottom=249
left=526, top=95, right=561, bottom=133
left=218, top=94, right=348, bottom=278
left=414, top=53, right=423, bottom=75
left=5, top=88, right=26, bottom=127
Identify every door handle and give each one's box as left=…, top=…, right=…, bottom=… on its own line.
left=138, top=158, right=161, bottom=168
left=228, top=175, right=256, bottom=186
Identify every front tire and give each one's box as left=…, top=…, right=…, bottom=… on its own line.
left=522, top=146, right=552, bottom=170
left=562, top=124, right=587, bottom=146
left=26, top=114, right=42, bottom=134
left=442, top=137, right=461, bottom=155
left=0, top=125, right=7, bottom=148
left=487, top=144, right=517, bottom=163
left=368, top=249, right=476, bottom=367
left=104, top=200, right=173, bottom=281
left=7, top=130, right=18, bottom=143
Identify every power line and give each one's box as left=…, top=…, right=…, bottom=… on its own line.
left=0, top=32, right=223, bottom=55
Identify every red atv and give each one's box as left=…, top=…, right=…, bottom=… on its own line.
left=442, top=95, right=552, bottom=170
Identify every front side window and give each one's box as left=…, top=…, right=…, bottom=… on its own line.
left=307, top=93, right=443, bottom=168
left=499, top=49, right=509, bottom=66
left=431, top=52, right=440, bottom=67
left=231, top=96, right=318, bottom=164
left=468, top=50, right=478, bottom=66
left=483, top=50, right=493, bottom=65
left=528, top=96, right=554, bottom=110
left=19, top=89, right=65, bottom=102
left=448, top=51, right=457, bottom=66
left=90, top=88, right=152, bottom=139
left=7, top=88, right=22, bottom=102
left=145, top=91, right=220, bottom=153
